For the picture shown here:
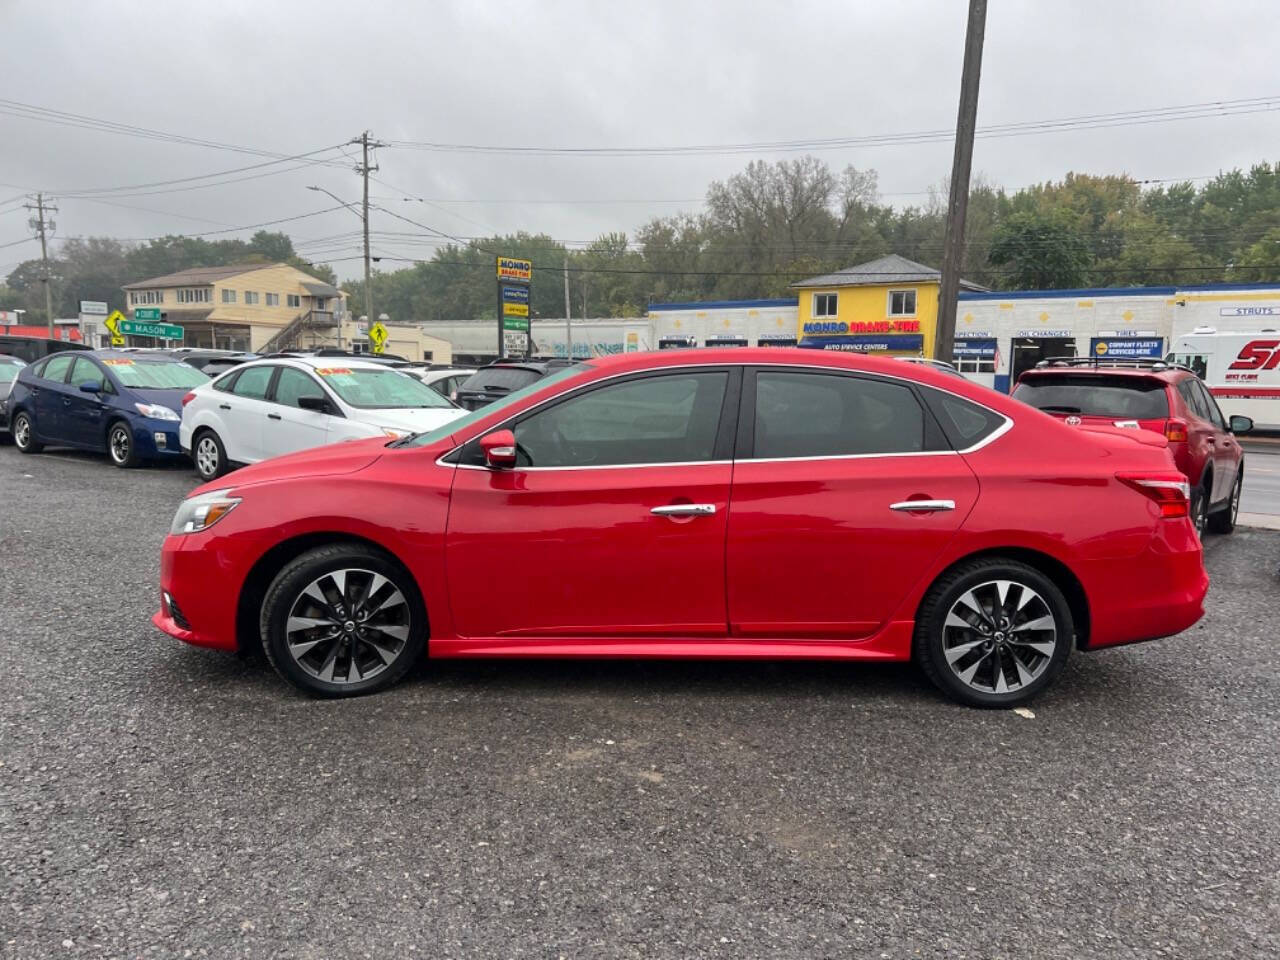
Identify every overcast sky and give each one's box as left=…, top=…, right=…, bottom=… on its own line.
left=3, top=0, right=1279, bottom=281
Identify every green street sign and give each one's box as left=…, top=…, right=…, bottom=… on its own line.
left=502, top=316, right=529, bottom=332
left=120, top=319, right=184, bottom=340
left=134, top=307, right=162, bottom=321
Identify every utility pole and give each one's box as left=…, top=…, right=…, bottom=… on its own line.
left=26, top=193, right=57, bottom=336
left=934, top=0, right=987, bottom=364
left=350, top=131, right=386, bottom=329
left=563, top=252, right=572, bottom=359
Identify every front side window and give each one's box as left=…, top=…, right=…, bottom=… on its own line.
left=42, top=354, right=75, bottom=383
left=274, top=367, right=327, bottom=408
left=313, top=367, right=454, bottom=410
left=889, top=289, right=917, bottom=317
left=812, top=293, right=838, bottom=319
left=753, top=371, right=925, bottom=458
left=1170, top=353, right=1209, bottom=379
left=229, top=365, right=275, bottom=400
left=512, top=371, right=728, bottom=468
left=70, top=357, right=105, bottom=391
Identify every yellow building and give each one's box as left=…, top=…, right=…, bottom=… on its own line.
left=122, top=263, right=348, bottom=352
left=793, top=253, right=985, bottom=356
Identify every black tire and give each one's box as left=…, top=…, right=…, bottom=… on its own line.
left=1207, top=468, right=1243, bottom=535
left=1190, top=482, right=1209, bottom=540
left=106, top=420, right=138, bottom=468
left=260, top=544, right=426, bottom=698
left=914, top=558, right=1074, bottom=708
left=192, top=429, right=228, bottom=482
left=11, top=411, right=42, bottom=453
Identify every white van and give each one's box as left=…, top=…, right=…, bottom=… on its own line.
left=1168, top=326, right=1280, bottom=430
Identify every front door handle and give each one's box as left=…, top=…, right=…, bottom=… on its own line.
left=267, top=412, right=282, bottom=420
left=890, top=499, right=956, bottom=513
left=219, top=403, right=231, bottom=410
left=651, top=503, right=716, bottom=517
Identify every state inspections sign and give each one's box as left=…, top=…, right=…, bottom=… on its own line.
left=501, top=284, right=530, bottom=318
left=1091, top=337, right=1164, bottom=359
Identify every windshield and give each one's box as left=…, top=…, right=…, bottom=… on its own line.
left=102, top=358, right=210, bottom=389
left=313, top=366, right=455, bottom=409
left=1013, top=375, right=1169, bottom=419
left=398, top=364, right=592, bottom=447
left=459, top=366, right=542, bottom=393
left=0, top=358, right=25, bottom=383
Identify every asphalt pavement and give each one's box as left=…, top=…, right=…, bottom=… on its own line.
left=2, top=444, right=1279, bottom=960
left=1240, top=440, right=1280, bottom=526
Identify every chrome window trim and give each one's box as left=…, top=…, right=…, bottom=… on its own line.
left=435, top=361, right=1014, bottom=470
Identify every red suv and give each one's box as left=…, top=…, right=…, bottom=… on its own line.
left=153, top=349, right=1207, bottom=707
left=1013, top=359, right=1253, bottom=537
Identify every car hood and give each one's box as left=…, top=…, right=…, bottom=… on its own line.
left=131, top=387, right=193, bottom=413
left=193, top=436, right=388, bottom=496
left=357, top=406, right=466, bottom=434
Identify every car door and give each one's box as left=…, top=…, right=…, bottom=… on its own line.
left=219, top=364, right=278, bottom=463
left=1177, top=380, right=1221, bottom=499
left=63, top=356, right=112, bottom=448
left=1194, top=379, right=1238, bottom=503
left=725, top=367, right=980, bottom=639
left=445, top=368, right=737, bottom=640
left=266, top=366, right=335, bottom=456
left=34, top=353, right=77, bottom=441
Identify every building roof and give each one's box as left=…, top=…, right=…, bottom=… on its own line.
left=648, top=298, right=799, bottom=312
left=301, top=280, right=342, bottom=298
left=791, top=253, right=987, bottom=292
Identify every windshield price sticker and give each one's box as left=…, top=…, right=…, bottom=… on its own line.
left=315, top=367, right=353, bottom=376
left=102, top=358, right=135, bottom=365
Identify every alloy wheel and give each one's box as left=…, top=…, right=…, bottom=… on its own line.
left=110, top=426, right=131, bottom=464
left=14, top=415, right=31, bottom=449
left=941, top=579, right=1058, bottom=695
left=1192, top=491, right=1208, bottom=540
left=195, top=436, right=220, bottom=478
left=284, top=568, right=409, bottom=684
left=1230, top=475, right=1242, bottom=526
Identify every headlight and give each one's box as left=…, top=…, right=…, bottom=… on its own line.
left=136, top=402, right=180, bottom=421
left=380, top=428, right=409, bottom=439
left=170, top=488, right=240, bottom=535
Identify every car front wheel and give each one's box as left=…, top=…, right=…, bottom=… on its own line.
left=193, top=429, right=228, bottom=481
left=12, top=411, right=42, bottom=453
left=260, top=544, right=426, bottom=698
left=914, top=558, right=1073, bottom=708
left=107, top=421, right=138, bottom=468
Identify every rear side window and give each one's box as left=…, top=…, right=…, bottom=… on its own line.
left=42, top=354, right=75, bottom=383
left=1177, top=381, right=1209, bottom=421
left=1013, top=375, right=1169, bottom=420
left=463, top=367, right=541, bottom=393
left=1193, top=380, right=1226, bottom=429
left=752, top=371, right=925, bottom=458
left=231, top=365, right=275, bottom=400
left=921, top=387, right=1008, bottom=449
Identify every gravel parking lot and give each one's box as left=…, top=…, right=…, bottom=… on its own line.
left=2, top=444, right=1278, bottom=960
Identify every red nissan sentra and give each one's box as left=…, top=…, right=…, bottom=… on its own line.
left=154, top=348, right=1207, bottom=707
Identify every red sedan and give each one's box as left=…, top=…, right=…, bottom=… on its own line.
left=154, top=349, right=1207, bottom=707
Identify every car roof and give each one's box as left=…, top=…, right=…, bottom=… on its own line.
left=1017, top=365, right=1184, bottom=382
left=238, top=355, right=399, bottom=372
left=87, top=349, right=189, bottom=363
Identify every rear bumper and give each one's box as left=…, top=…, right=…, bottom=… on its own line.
left=1080, top=520, right=1208, bottom=650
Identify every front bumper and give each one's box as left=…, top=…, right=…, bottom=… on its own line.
left=133, top=419, right=185, bottom=458
left=153, top=533, right=240, bottom=652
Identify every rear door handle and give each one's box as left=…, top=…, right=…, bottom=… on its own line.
left=651, top=504, right=716, bottom=517
left=219, top=403, right=231, bottom=410
left=267, top=412, right=282, bottom=420
left=890, top=499, right=956, bottom=513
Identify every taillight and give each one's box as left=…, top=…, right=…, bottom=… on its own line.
left=181, top=392, right=196, bottom=407
left=1164, top=418, right=1188, bottom=442
left=1117, top=473, right=1191, bottom=519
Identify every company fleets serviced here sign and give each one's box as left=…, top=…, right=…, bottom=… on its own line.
left=1090, top=337, right=1164, bottom=359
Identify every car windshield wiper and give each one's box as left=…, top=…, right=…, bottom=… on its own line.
left=1038, top=404, right=1083, bottom=413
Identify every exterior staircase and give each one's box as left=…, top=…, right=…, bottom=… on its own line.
left=259, top=310, right=336, bottom=353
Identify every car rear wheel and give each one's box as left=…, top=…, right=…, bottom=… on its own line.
left=260, top=544, right=426, bottom=698
left=193, top=430, right=228, bottom=481
left=914, top=559, right=1073, bottom=708
left=107, top=421, right=137, bottom=468
left=1190, top=484, right=1209, bottom=540
left=12, top=411, right=41, bottom=453
left=1207, top=469, right=1243, bottom=535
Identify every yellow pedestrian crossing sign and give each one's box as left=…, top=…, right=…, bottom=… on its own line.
left=103, top=309, right=126, bottom=346
left=369, top=320, right=389, bottom=355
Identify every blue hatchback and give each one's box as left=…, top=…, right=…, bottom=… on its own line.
left=7, top=350, right=210, bottom=467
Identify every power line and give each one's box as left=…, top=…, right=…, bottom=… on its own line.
left=387, top=95, right=1280, bottom=156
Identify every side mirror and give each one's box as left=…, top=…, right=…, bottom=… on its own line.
left=480, top=429, right=517, bottom=469
left=297, top=395, right=331, bottom=414
left=1229, top=414, right=1254, bottom=435
left=78, top=381, right=101, bottom=394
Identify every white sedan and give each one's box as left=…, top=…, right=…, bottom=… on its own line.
left=180, top=355, right=467, bottom=481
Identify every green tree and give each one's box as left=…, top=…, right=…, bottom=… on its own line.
left=988, top=210, right=1091, bottom=289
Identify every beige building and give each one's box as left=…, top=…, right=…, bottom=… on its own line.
left=122, top=263, right=348, bottom=352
